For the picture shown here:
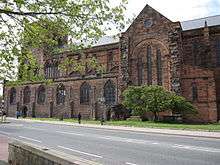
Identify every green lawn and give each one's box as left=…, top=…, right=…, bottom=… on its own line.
left=26, top=117, right=220, bottom=132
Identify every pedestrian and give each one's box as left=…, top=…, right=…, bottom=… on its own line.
left=78, top=113, right=81, bottom=124
left=0, top=110, right=3, bottom=122
left=100, top=117, right=104, bottom=125
left=2, top=111, right=6, bottom=122
left=16, top=110, right=20, bottom=119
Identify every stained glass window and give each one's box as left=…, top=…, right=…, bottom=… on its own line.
left=147, top=46, right=152, bottom=85
left=80, top=82, right=91, bottom=104
left=104, top=80, right=116, bottom=105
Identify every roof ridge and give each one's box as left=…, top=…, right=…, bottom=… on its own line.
left=181, top=14, right=220, bottom=23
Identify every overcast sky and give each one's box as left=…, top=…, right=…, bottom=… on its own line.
left=125, top=0, right=220, bottom=22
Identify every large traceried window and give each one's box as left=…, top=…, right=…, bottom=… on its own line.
left=216, top=39, right=220, bottom=66
left=104, top=80, right=116, bottom=105
left=23, top=86, right=31, bottom=104
left=192, top=82, right=198, bottom=101
left=56, top=84, right=66, bottom=105
left=9, top=87, right=16, bottom=105
left=80, top=82, right=91, bottom=104
left=137, top=58, right=143, bottom=85
left=147, top=46, right=152, bottom=85
left=37, top=85, right=46, bottom=104
left=156, top=49, right=162, bottom=86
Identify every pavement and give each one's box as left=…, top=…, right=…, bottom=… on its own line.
left=0, top=134, right=8, bottom=165
left=0, top=118, right=220, bottom=165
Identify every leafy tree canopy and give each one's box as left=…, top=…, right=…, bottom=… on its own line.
left=0, top=0, right=128, bottom=80
left=122, top=85, right=197, bottom=121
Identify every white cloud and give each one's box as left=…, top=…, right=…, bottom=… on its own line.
left=125, top=0, right=220, bottom=22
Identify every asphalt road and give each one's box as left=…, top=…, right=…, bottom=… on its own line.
left=0, top=119, right=220, bottom=165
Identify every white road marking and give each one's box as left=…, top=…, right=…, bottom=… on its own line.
left=5, top=124, right=23, bottom=127
left=26, top=127, right=46, bottom=131
left=55, top=131, right=160, bottom=146
left=172, top=144, right=220, bottom=153
left=126, top=162, right=137, bottom=165
left=0, top=131, right=11, bottom=135
left=98, top=136, right=153, bottom=145
left=57, top=146, right=103, bottom=158
left=56, top=131, right=83, bottom=136
left=152, top=142, right=159, bottom=145
left=18, top=136, right=42, bottom=143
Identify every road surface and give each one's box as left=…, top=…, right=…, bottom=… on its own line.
left=0, top=119, right=220, bottom=165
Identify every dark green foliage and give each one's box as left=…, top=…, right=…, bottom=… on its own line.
left=111, top=104, right=131, bottom=120
left=122, top=85, right=197, bottom=121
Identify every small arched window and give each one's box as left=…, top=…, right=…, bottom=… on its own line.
left=104, top=80, right=116, bottom=105
left=23, top=86, right=31, bottom=104
left=147, top=46, right=152, bottom=85
left=156, top=49, right=162, bottom=86
left=56, top=84, right=66, bottom=105
left=192, top=82, right=198, bottom=101
left=9, top=87, right=16, bottom=105
left=37, top=85, right=46, bottom=104
left=80, top=82, right=91, bottom=104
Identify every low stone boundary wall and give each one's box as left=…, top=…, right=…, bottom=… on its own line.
left=8, top=140, right=101, bottom=165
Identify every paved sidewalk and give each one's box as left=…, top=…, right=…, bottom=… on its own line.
left=8, top=117, right=220, bottom=139
left=0, top=134, right=8, bottom=164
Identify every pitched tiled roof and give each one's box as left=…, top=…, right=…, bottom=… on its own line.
left=92, top=36, right=119, bottom=47
left=92, top=15, right=220, bottom=46
left=181, top=15, right=220, bottom=31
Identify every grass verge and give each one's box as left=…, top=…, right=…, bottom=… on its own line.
left=26, top=117, right=220, bottom=132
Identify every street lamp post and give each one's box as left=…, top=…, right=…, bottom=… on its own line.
left=98, top=97, right=106, bottom=125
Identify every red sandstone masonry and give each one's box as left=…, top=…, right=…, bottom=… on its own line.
left=3, top=5, right=220, bottom=123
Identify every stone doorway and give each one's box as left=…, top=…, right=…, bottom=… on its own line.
left=32, top=102, right=36, bottom=118
left=217, top=102, right=220, bottom=121
left=70, top=101, right=74, bottom=118
left=22, top=106, right=28, bottom=118
left=49, top=102, right=54, bottom=118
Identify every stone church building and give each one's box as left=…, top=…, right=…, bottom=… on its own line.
left=4, top=5, right=220, bottom=123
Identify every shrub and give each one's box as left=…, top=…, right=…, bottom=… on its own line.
left=122, top=85, right=197, bottom=121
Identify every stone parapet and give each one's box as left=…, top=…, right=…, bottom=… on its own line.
left=8, top=140, right=100, bottom=165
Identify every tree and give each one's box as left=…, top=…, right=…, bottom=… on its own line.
left=169, top=94, right=197, bottom=115
left=122, top=85, right=197, bottom=121
left=0, top=0, right=128, bottom=80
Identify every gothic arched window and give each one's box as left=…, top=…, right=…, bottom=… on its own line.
left=137, top=58, right=143, bottom=85
left=80, top=82, right=91, bottom=104
left=9, top=87, right=16, bottom=105
left=156, top=49, right=162, bottom=86
left=23, top=86, right=31, bottom=104
left=216, top=39, right=220, bottom=66
left=104, top=80, right=116, bottom=105
left=56, top=84, right=66, bottom=105
left=192, top=42, right=199, bottom=66
left=37, top=85, right=46, bottom=104
left=192, top=83, right=198, bottom=101
left=107, top=51, right=114, bottom=72
left=147, top=46, right=152, bottom=85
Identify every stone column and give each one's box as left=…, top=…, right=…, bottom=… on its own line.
left=168, top=22, right=183, bottom=95
left=119, top=33, right=130, bottom=100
